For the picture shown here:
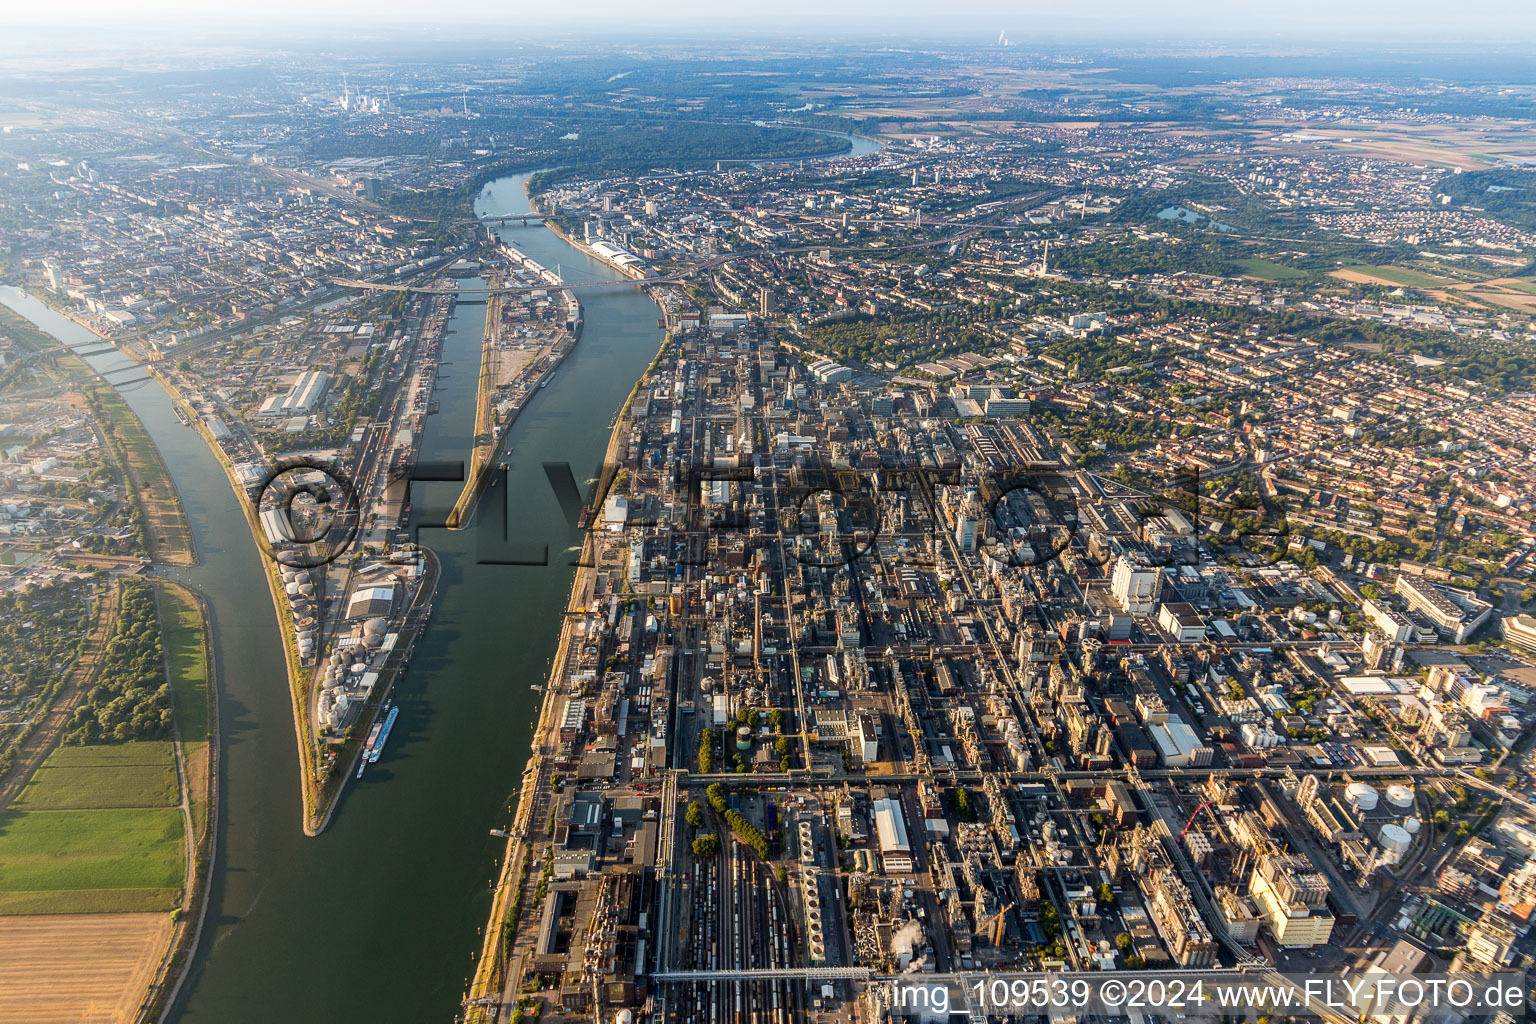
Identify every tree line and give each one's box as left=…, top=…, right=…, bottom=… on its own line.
left=64, top=581, right=172, bottom=745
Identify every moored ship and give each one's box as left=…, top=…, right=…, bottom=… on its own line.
left=367, top=706, right=400, bottom=764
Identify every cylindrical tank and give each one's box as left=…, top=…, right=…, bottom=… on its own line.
left=735, top=725, right=753, bottom=751
left=1345, top=782, right=1379, bottom=812
left=1379, top=823, right=1412, bottom=855
left=1403, top=816, right=1422, bottom=835
left=1385, top=784, right=1414, bottom=811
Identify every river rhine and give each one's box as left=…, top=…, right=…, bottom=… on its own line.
left=0, top=131, right=877, bottom=1024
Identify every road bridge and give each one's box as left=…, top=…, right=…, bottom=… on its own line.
left=478, top=213, right=552, bottom=226
left=326, top=275, right=642, bottom=296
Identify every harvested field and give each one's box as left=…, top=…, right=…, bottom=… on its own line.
left=0, top=913, right=170, bottom=1024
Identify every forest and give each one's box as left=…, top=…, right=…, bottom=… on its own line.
left=803, top=307, right=999, bottom=367
left=1438, top=169, right=1536, bottom=234
left=386, top=119, right=845, bottom=220
left=63, top=581, right=173, bottom=745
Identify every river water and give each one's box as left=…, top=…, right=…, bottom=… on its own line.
left=1, top=168, right=664, bottom=1024
left=0, top=129, right=878, bottom=1024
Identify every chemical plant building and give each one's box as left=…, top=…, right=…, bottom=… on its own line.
left=1248, top=853, right=1335, bottom=947
left=1157, top=601, right=1206, bottom=643
left=873, top=796, right=913, bottom=873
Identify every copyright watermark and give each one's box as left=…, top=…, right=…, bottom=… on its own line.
left=884, top=971, right=1531, bottom=1017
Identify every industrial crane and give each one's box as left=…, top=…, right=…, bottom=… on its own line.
left=978, top=901, right=1016, bottom=947
left=1179, top=799, right=1219, bottom=843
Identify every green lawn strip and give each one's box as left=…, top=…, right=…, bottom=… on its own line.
left=160, top=586, right=208, bottom=745
left=0, top=807, right=185, bottom=898
left=158, top=584, right=209, bottom=835
left=0, top=887, right=179, bottom=915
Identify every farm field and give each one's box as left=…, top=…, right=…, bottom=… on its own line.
left=1234, top=257, right=1308, bottom=282
left=1332, top=263, right=1455, bottom=289
left=0, top=739, right=184, bottom=914
left=1445, top=276, right=1536, bottom=313
left=11, top=764, right=176, bottom=810
left=0, top=806, right=183, bottom=910
left=0, top=913, right=171, bottom=1024
left=12, top=743, right=177, bottom=810
left=0, top=582, right=212, bottom=1020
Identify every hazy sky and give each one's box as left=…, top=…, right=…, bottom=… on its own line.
left=4, top=0, right=1534, bottom=39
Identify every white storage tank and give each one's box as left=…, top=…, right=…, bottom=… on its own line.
left=1240, top=722, right=1277, bottom=749
left=1403, top=816, right=1422, bottom=835
left=1345, top=782, right=1379, bottom=813
left=1379, top=822, right=1412, bottom=855
left=1385, top=784, right=1414, bottom=811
